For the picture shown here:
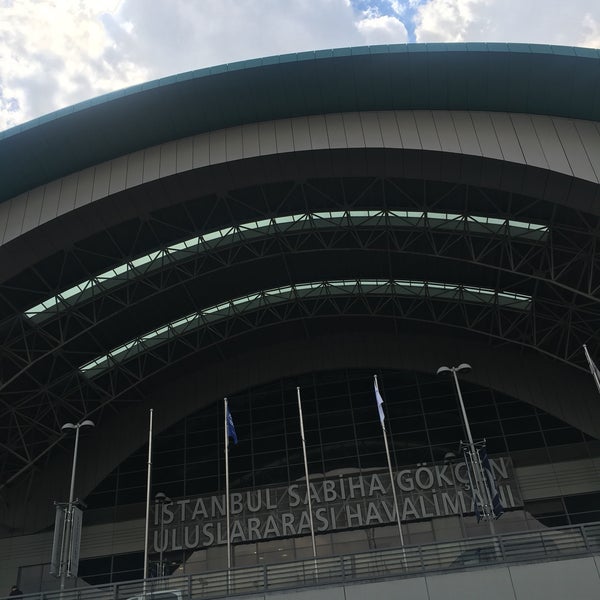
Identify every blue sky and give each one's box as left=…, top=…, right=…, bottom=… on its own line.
left=0, top=0, right=599, bottom=132
left=350, top=0, right=422, bottom=41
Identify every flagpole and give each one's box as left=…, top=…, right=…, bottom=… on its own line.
left=584, top=344, right=600, bottom=397
left=374, top=375, right=407, bottom=567
left=296, top=386, right=318, bottom=574
left=224, top=397, right=232, bottom=573
left=143, top=408, right=153, bottom=585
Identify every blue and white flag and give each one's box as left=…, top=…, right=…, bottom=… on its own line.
left=374, top=377, right=385, bottom=425
left=227, top=406, right=238, bottom=445
left=479, top=447, right=504, bottom=519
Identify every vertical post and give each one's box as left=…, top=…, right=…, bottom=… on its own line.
left=153, top=492, right=170, bottom=578
left=68, top=427, right=81, bottom=507
left=374, top=375, right=406, bottom=567
left=224, top=398, right=232, bottom=573
left=58, top=419, right=94, bottom=592
left=59, top=426, right=81, bottom=592
left=296, top=387, right=318, bottom=574
left=451, top=370, right=476, bottom=451
left=159, top=500, right=164, bottom=577
left=143, top=408, right=154, bottom=583
left=450, top=370, right=496, bottom=536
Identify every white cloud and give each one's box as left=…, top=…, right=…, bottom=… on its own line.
left=581, top=13, right=600, bottom=48
left=0, top=1, right=147, bottom=131
left=414, top=0, right=600, bottom=47
left=356, top=14, right=409, bottom=44
left=414, top=0, right=487, bottom=43
left=1, top=0, right=376, bottom=130
left=110, top=0, right=363, bottom=76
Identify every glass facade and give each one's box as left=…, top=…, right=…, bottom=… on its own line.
left=73, top=368, right=600, bottom=584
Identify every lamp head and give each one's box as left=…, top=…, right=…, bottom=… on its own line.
left=436, top=364, right=472, bottom=375
left=155, top=492, right=169, bottom=502
left=61, top=419, right=95, bottom=432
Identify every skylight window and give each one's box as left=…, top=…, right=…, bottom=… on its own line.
left=25, top=211, right=547, bottom=323
left=79, top=278, right=531, bottom=378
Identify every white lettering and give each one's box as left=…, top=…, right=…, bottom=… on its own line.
left=415, top=467, right=434, bottom=490
left=368, top=474, right=386, bottom=496
left=365, top=502, right=384, bottom=525
left=281, top=513, right=295, bottom=536
left=247, top=517, right=261, bottom=540
left=230, top=492, right=243, bottom=514
left=402, top=498, right=419, bottom=520
left=191, top=498, right=208, bottom=519
left=398, top=470, right=415, bottom=491
left=288, top=484, right=301, bottom=507
left=323, top=480, right=337, bottom=502
left=346, top=503, right=363, bottom=527
left=202, top=523, right=214, bottom=546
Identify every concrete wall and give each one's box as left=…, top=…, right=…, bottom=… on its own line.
left=3, top=538, right=600, bottom=598
left=192, top=556, right=600, bottom=600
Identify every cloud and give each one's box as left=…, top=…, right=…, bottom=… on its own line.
left=356, top=14, right=409, bottom=43
left=414, top=0, right=486, bottom=42
left=581, top=13, right=600, bottom=48
left=413, top=0, right=600, bottom=47
left=0, top=1, right=148, bottom=131
left=1, top=0, right=377, bottom=130
left=111, top=0, right=368, bottom=76
left=353, top=3, right=409, bottom=43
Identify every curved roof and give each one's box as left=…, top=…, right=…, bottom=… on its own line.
left=1, top=42, right=600, bottom=204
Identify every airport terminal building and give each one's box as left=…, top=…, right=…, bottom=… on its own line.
left=1, top=43, right=600, bottom=599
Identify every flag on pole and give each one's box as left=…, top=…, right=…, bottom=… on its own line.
left=373, top=375, right=406, bottom=560
left=226, top=406, right=238, bottom=444
left=583, top=345, right=600, bottom=397
left=374, top=376, right=385, bottom=424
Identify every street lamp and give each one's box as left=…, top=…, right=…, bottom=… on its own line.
left=436, top=363, right=496, bottom=531
left=436, top=364, right=475, bottom=451
left=59, top=419, right=95, bottom=591
left=155, top=492, right=170, bottom=577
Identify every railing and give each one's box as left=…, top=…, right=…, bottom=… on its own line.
left=7, top=522, right=600, bottom=600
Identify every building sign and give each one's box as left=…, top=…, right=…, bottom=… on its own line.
left=152, top=457, right=521, bottom=553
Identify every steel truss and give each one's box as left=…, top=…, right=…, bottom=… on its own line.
left=0, top=177, right=599, bottom=487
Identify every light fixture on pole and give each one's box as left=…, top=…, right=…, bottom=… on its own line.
left=155, top=492, right=170, bottom=577
left=436, top=364, right=500, bottom=530
left=57, top=419, right=95, bottom=591
left=436, top=364, right=475, bottom=451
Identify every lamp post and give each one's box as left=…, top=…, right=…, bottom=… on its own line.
left=155, top=492, right=170, bottom=577
left=59, top=419, right=95, bottom=591
left=436, top=364, right=496, bottom=533
left=436, top=364, right=476, bottom=452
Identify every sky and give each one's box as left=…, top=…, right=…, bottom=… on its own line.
left=0, top=0, right=599, bottom=132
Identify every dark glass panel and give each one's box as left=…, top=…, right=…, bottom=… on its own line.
left=506, top=432, right=545, bottom=451
left=544, top=428, right=583, bottom=446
